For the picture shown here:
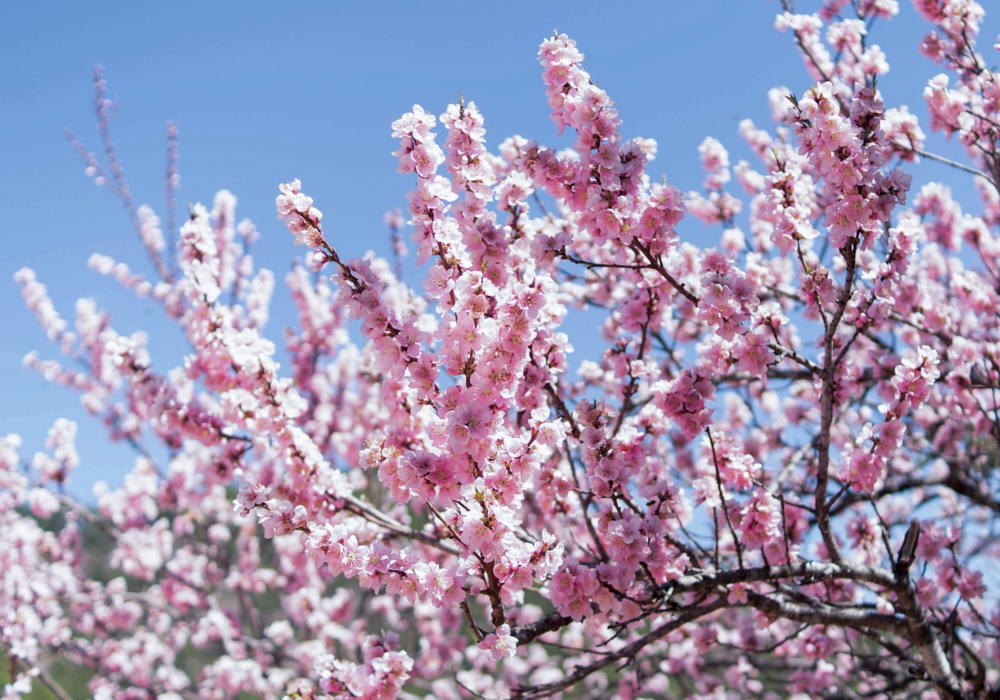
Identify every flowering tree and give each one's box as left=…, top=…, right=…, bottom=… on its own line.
left=6, top=1, right=1000, bottom=698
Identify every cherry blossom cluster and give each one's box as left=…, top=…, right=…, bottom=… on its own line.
left=791, top=82, right=911, bottom=250
left=841, top=346, right=941, bottom=492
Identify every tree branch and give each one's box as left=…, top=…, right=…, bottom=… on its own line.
left=512, top=598, right=728, bottom=699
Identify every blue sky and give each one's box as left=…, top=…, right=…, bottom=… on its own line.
left=2, top=1, right=996, bottom=498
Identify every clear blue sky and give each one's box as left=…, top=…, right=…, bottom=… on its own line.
left=2, top=1, right=995, bottom=498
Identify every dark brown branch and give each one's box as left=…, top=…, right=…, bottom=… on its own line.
left=511, top=611, right=572, bottom=645
left=512, top=597, right=727, bottom=699
left=746, top=591, right=906, bottom=635
left=768, top=340, right=823, bottom=375
left=659, top=560, right=895, bottom=596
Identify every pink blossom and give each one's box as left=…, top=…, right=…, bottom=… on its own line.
left=735, top=331, right=774, bottom=378
left=256, top=500, right=307, bottom=538
left=738, top=488, right=782, bottom=551
left=478, top=623, right=517, bottom=661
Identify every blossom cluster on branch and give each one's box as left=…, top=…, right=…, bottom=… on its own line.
left=6, top=1, right=1000, bottom=699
